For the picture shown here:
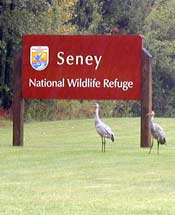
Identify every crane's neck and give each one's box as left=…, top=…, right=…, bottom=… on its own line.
left=95, top=107, right=101, bottom=125
left=150, top=115, right=155, bottom=130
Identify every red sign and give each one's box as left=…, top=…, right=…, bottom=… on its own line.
left=22, top=35, right=142, bottom=100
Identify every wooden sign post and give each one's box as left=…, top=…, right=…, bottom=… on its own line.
left=13, top=50, right=24, bottom=146
left=141, top=48, right=152, bottom=147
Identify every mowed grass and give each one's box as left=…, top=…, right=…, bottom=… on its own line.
left=0, top=117, right=175, bottom=215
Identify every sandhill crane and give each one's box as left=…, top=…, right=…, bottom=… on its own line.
left=148, top=111, right=166, bottom=154
left=92, top=103, right=115, bottom=152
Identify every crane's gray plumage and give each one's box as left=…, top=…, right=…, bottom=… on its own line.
left=148, top=111, right=166, bottom=154
left=93, top=103, right=115, bottom=152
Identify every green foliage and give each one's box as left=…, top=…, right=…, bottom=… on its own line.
left=95, top=0, right=155, bottom=34
left=25, top=100, right=94, bottom=121
left=0, top=0, right=51, bottom=108
left=0, top=0, right=77, bottom=109
left=144, top=0, right=175, bottom=116
left=24, top=100, right=141, bottom=121
left=73, top=0, right=102, bottom=34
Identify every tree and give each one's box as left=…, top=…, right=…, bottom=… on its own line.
left=73, top=0, right=102, bottom=34
left=96, top=0, right=155, bottom=34
left=0, top=0, right=78, bottom=109
left=144, top=0, right=175, bottom=116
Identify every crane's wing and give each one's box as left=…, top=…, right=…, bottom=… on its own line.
left=152, top=123, right=166, bottom=143
left=96, top=121, right=115, bottom=141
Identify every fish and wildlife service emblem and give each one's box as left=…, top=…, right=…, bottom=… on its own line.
left=30, top=46, right=49, bottom=71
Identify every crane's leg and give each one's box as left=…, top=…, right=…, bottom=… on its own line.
left=149, top=138, right=154, bottom=154
left=157, top=141, right=159, bottom=155
left=104, top=138, right=106, bottom=152
left=101, top=137, right=104, bottom=152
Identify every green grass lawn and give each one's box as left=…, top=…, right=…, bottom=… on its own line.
left=0, top=118, right=175, bottom=215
